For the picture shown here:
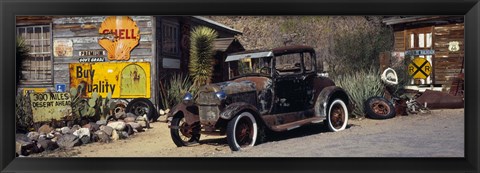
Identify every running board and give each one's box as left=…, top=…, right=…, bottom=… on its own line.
left=270, top=117, right=325, bottom=132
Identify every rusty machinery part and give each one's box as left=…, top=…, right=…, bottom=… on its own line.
left=364, top=96, right=396, bottom=120
left=170, top=114, right=201, bottom=147
left=326, top=99, right=349, bottom=132
left=126, top=98, right=159, bottom=122
left=406, top=99, right=431, bottom=115
left=227, top=112, right=258, bottom=151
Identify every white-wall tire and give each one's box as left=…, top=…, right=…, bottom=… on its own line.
left=327, top=99, right=348, bottom=132
left=227, top=112, right=258, bottom=151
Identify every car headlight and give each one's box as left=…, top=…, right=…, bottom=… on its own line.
left=183, top=92, right=193, bottom=101
left=215, top=90, right=227, bottom=100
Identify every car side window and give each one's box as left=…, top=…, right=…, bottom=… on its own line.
left=275, top=53, right=302, bottom=75
left=304, top=52, right=314, bottom=72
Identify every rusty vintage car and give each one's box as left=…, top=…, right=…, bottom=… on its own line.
left=167, top=45, right=351, bottom=151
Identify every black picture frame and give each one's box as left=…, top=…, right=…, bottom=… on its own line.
left=1, top=0, right=479, bottom=172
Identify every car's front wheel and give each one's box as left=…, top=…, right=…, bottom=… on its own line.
left=227, top=112, right=258, bottom=151
left=170, top=115, right=200, bottom=147
left=326, top=99, right=348, bottom=132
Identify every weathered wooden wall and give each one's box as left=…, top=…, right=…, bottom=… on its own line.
left=433, top=23, right=464, bottom=85
left=393, top=30, right=405, bottom=52
left=51, top=16, right=156, bottom=102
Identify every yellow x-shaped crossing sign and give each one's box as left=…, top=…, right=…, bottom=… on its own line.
left=408, top=57, right=432, bottom=79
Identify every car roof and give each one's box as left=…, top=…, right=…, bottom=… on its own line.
left=225, top=45, right=315, bottom=62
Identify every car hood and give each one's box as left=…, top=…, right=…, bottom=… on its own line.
left=199, top=80, right=257, bottom=95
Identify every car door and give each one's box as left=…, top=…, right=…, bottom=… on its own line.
left=272, top=53, right=306, bottom=114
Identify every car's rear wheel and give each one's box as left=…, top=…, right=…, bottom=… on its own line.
left=227, top=112, right=258, bottom=151
left=326, top=99, right=348, bottom=132
left=170, top=115, right=200, bottom=147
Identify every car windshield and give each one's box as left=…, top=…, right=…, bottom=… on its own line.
left=228, top=56, right=272, bottom=79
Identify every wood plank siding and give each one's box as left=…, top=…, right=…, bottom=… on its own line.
left=51, top=16, right=156, bottom=101
left=433, top=23, right=464, bottom=85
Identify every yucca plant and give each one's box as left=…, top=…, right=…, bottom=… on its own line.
left=333, top=68, right=384, bottom=118
left=189, top=26, right=218, bottom=87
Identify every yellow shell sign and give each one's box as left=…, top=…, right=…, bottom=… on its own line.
left=69, top=62, right=150, bottom=99
left=408, top=57, right=432, bottom=79
left=98, top=16, right=140, bottom=61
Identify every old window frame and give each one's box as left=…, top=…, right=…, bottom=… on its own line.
left=16, top=24, right=53, bottom=86
left=161, top=19, right=180, bottom=57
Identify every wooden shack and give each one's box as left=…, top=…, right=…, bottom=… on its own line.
left=383, top=16, right=464, bottom=94
left=16, top=16, right=243, bottom=113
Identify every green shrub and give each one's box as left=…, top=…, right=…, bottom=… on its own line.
left=16, top=37, right=30, bottom=82
left=15, top=92, right=33, bottom=132
left=333, top=68, right=384, bottom=118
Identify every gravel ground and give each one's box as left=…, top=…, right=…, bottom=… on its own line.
left=31, top=108, right=464, bottom=157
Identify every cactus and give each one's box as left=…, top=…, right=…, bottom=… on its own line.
left=69, top=83, right=113, bottom=121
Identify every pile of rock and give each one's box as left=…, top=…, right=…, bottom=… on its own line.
left=15, top=113, right=151, bottom=157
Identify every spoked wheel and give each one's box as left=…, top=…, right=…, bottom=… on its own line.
left=170, top=115, right=200, bottom=147
left=227, top=112, right=258, bottom=151
left=126, top=98, right=158, bottom=121
left=326, top=99, right=349, bottom=132
left=364, top=96, right=395, bottom=120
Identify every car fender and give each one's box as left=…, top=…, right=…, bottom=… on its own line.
left=167, top=102, right=199, bottom=126
left=220, top=102, right=260, bottom=121
left=314, top=86, right=350, bottom=117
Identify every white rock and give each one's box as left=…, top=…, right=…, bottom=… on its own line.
left=73, top=128, right=91, bottom=138
left=137, top=120, right=147, bottom=128
left=61, top=127, right=71, bottom=134
left=107, top=121, right=126, bottom=131
left=111, top=130, right=119, bottom=141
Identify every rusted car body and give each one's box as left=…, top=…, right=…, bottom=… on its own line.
left=168, top=45, right=351, bottom=151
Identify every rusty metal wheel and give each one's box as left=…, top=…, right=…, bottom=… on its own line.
left=170, top=115, right=200, bottom=147
left=364, top=96, right=396, bottom=120
left=227, top=112, right=258, bottom=151
left=327, top=99, right=349, bottom=132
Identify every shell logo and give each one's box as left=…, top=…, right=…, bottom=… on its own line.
left=98, top=16, right=140, bottom=61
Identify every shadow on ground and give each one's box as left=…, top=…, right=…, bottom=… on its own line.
left=199, top=123, right=354, bottom=147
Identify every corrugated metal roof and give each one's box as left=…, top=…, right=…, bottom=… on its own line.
left=214, top=38, right=236, bottom=51
left=225, top=51, right=273, bottom=62
left=382, top=16, right=462, bottom=26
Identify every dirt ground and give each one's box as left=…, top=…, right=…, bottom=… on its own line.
left=32, top=108, right=464, bottom=157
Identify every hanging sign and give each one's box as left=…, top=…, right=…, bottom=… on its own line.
left=408, top=57, right=432, bottom=79
left=98, top=16, right=140, bottom=61
left=69, top=62, right=150, bottom=99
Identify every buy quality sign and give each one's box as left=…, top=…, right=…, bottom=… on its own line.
left=69, top=62, right=151, bottom=99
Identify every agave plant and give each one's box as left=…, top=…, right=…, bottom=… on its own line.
left=333, top=68, right=384, bottom=118
left=189, top=26, right=218, bottom=87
